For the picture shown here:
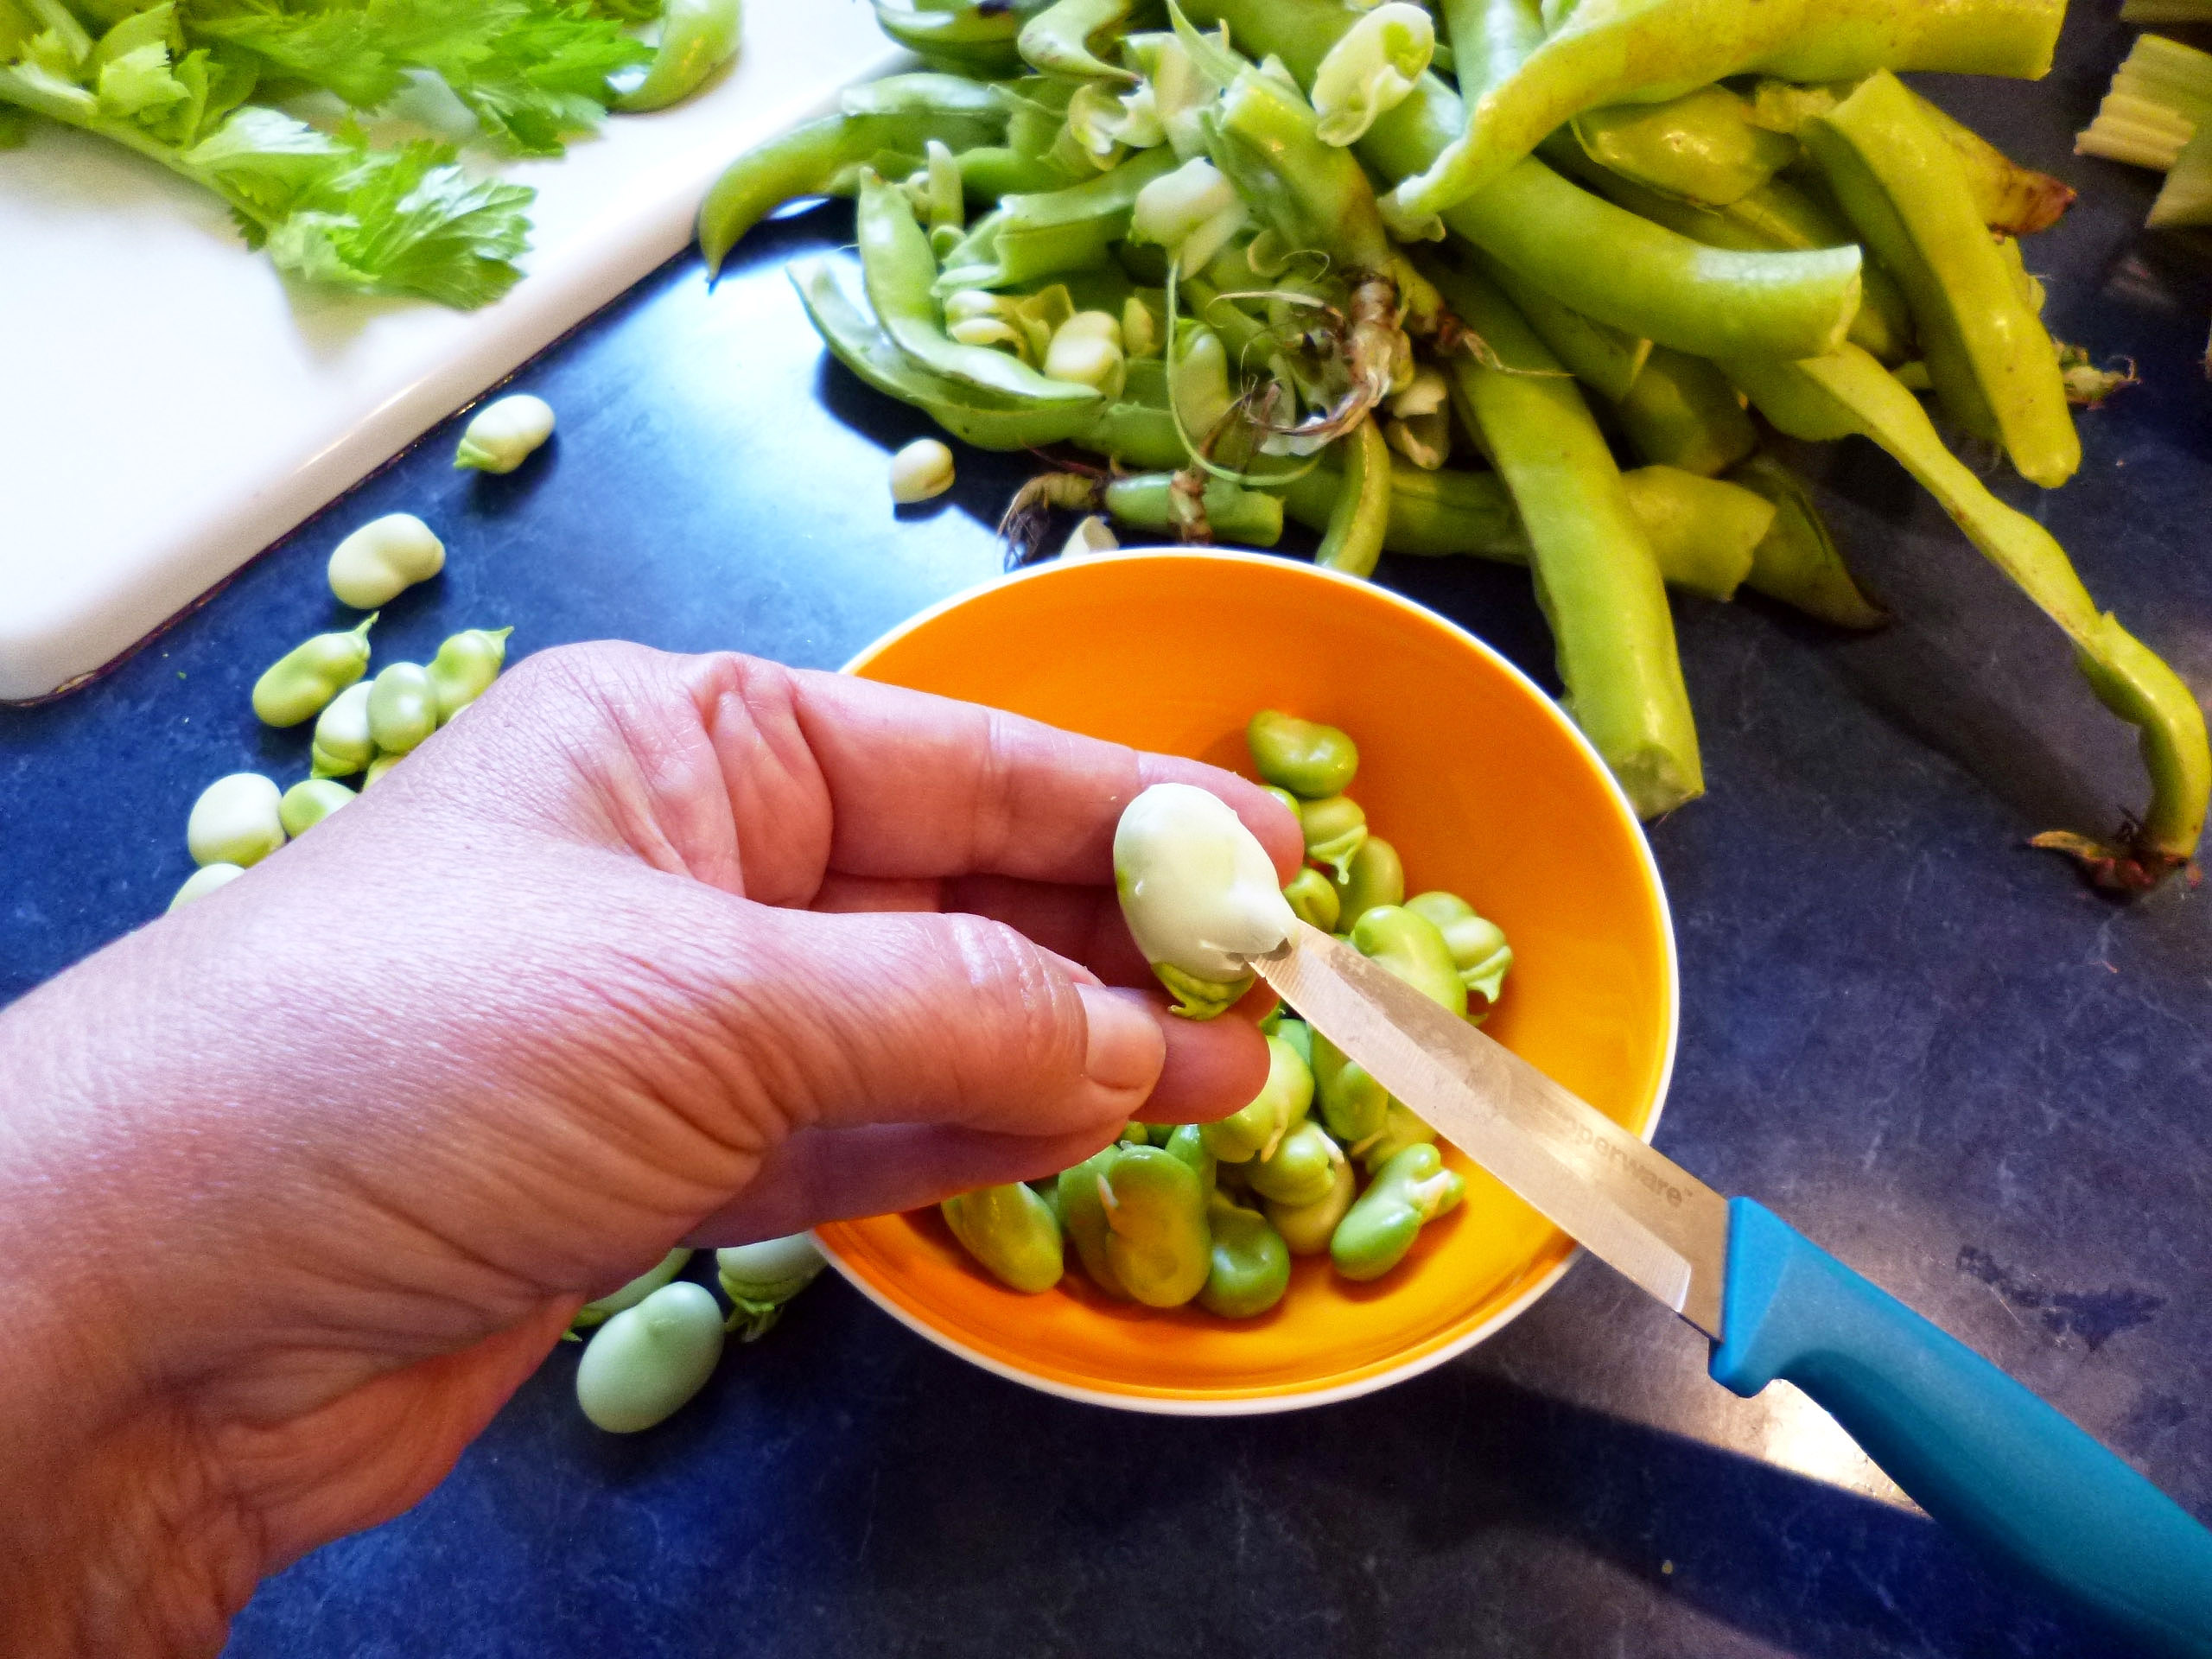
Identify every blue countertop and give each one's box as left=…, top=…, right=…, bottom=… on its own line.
left=3, top=3, right=2208, bottom=1653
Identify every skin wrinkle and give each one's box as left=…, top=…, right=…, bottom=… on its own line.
left=0, top=640, right=1290, bottom=1657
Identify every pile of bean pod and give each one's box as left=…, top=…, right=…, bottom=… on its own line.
left=939, top=711, right=1510, bottom=1318
left=166, top=397, right=556, bottom=912
left=698, top=0, right=2210, bottom=894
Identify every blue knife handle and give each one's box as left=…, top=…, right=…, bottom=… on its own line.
left=1710, top=1198, right=2212, bottom=1656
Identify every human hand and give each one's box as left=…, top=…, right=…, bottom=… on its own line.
left=0, top=642, right=1300, bottom=1657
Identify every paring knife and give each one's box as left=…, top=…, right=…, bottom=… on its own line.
left=1254, top=920, right=2212, bottom=1657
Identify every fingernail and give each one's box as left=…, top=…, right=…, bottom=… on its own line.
left=1077, top=983, right=1163, bottom=1094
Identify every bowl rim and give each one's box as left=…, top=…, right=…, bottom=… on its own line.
left=817, top=547, right=1681, bottom=1414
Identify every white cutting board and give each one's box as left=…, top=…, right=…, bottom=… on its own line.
left=0, top=0, right=904, bottom=701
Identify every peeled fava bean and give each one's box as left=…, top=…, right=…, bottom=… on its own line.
left=279, top=779, right=356, bottom=837
left=1332, top=835, right=1404, bottom=933
left=1101, top=1145, right=1211, bottom=1308
left=575, top=1280, right=725, bottom=1433
left=1114, top=782, right=1295, bottom=1019
left=168, top=862, right=245, bottom=912
left=944, top=1183, right=1065, bottom=1293
left=367, top=663, right=438, bottom=755
left=1332, top=1143, right=1465, bottom=1282
left=1203, top=1031, right=1314, bottom=1164
left=574, top=1248, right=694, bottom=1332
left=1199, top=1192, right=1292, bottom=1319
left=890, top=437, right=956, bottom=504
left=428, top=627, right=512, bottom=722
left=454, top=394, right=555, bottom=474
left=1298, top=793, right=1368, bottom=881
left=1161, top=1121, right=1217, bottom=1193
left=188, top=773, right=285, bottom=868
left=327, top=513, right=444, bottom=608
left=1282, top=865, right=1341, bottom=931
left=1058, top=1145, right=1133, bottom=1299
left=311, top=682, right=376, bottom=779
left=1313, top=1029, right=1389, bottom=1146
left=1350, top=904, right=1468, bottom=1018
left=1404, top=890, right=1514, bottom=1009
left=716, top=1233, right=827, bottom=1338
left=1247, top=1119, right=1345, bottom=1210
left=1357, top=1098, right=1438, bottom=1176
left=362, top=753, right=404, bottom=789
left=251, top=614, right=375, bottom=728
left=1246, top=709, right=1359, bottom=798
left=1266, top=1154, right=1356, bottom=1255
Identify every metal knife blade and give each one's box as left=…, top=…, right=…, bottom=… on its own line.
left=1254, top=920, right=1731, bottom=1337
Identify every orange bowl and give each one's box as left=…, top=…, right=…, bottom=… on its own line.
left=822, top=550, right=1677, bottom=1413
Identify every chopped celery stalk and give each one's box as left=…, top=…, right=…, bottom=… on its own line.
left=2076, top=33, right=2212, bottom=170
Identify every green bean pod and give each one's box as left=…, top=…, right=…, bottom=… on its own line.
left=1100, top=1144, right=1211, bottom=1307
left=575, top=1281, right=725, bottom=1432
left=572, top=1248, right=694, bottom=1331
left=1723, top=344, right=2209, bottom=889
left=870, top=0, right=1042, bottom=73
left=1199, top=1192, right=1293, bottom=1318
left=1264, top=1154, right=1355, bottom=1255
left=1726, top=453, right=1885, bottom=628
left=366, top=663, right=438, bottom=756
left=1101, top=473, right=1284, bottom=547
left=615, top=0, right=741, bottom=113
left=251, top=613, right=376, bottom=728
left=1614, top=466, right=1771, bottom=604
left=943, top=1182, right=1065, bottom=1293
left=427, top=627, right=513, bottom=723
left=1246, top=709, right=1359, bottom=798
left=1314, top=415, right=1392, bottom=578
left=1428, top=257, right=1703, bottom=818
left=1206, top=64, right=1395, bottom=276
left=1802, top=71, right=2077, bottom=488
left=1475, top=254, right=1653, bottom=404
left=1018, top=0, right=1135, bottom=80
left=1611, top=346, right=1758, bottom=479
left=1332, top=1142, right=1464, bottom=1281
left=1571, top=84, right=1798, bottom=208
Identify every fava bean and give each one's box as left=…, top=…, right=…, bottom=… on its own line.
left=1357, top=1097, right=1437, bottom=1175
left=575, top=1280, right=725, bottom=1432
left=891, top=437, right=957, bottom=503
left=716, top=1233, right=827, bottom=1338
left=454, top=394, right=556, bottom=473
left=1313, top=1029, right=1389, bottom=1146
left=366, top=663, right=437, bottom=755
left=327, top=513, right=444, bottom=609
left=1351, top=903, right=1467, bottom=1017
left=1403, top=889, right=1514, bottom=1007
left=1198, top=1192, right=1292, bottom=1318
left=168, top=862, right=245, bottom=911
left=1114, top=781, right=1295, bottom=1018
left=188, top=773, right=285, bottom=868
left=1270, top=1014, right=1313, bottom=1068
left=1332, top=835, right=1404, bottom=932
left=428, top=627, right=513, bottom=722
left=251, top=614, right=376, bottom=728
left=362, top=753, right=403, bottom=789
left=944, top=1182, right=1065, bottom=1292
left=278, top=779, right=355, bottom=837
left=1246, top=709, right=1359, bottom=798
left=573, top=1248, right=693, bottom=1331
left=1247, top=1119, right=1344, bottom=1210
left=310, top=682, right=376, bottom=779
left=1202, top=1032, right=1313, bottom=1164
left=1332, top=1142, right=1464, bottom=1281
left=1058, top=1145, right=1132, bottom=1297
left=1161, top=1122, right=1217, bottom=1192
left=1298, top=793, right=1368, bottom=880
left=1100, top=1144, right=1211, bottom=1307
left=1265, top=1154, right=1356, bottom=1255
left=1281, top=866, right=1341, bottom=931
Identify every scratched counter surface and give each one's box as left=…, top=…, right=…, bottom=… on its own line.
left=4, top=4, right=2209, bottom=1655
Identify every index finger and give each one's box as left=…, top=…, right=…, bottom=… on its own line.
left=768, top=664, right=1305, bottom=885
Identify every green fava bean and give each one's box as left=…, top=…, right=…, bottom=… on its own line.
left=1270, top=1016, right=1313, bottom=1068
left=1162, top=1122, right=1217, bottom=1194
left=1332, top=1143, right=1465, bottom=1282
left=1282, top=866, right=1341, bottom=931
left=1350, top=904, right=1468, bottom=1018
left=573, top=1247, right=693, bottom=1332
left=1101, top=1146, right=1211, bottom=1308
left=428, top=627, right=513, bottom=722
left=1027, top=1178, right=1064, bottom=1227
left=1299, top=794, right=1368, bottom=880
left=1332, top=835, right=1404, bottom=932
left=575, top=1280, right=726, bottom=1432
left=1357, top=1097, right=1437, bottom=1175
left=1313, top=1030, right=1389, bottom=1146
left=1247, top=1119, right=1344, bottom=1210
left=1199, top=1192, right=1292, bottom=1319
left=1266, top=1154, right=1356, bottom=1255
left=251, top=613, right=375, bottom=728
left=1247, top=709, right=1359, bottom=798
left=715, top=1232, right=827, bottom=1338
left=944, top=1182, right=1065, bottom=1293
left=310, top=682, right=375, bottom=779
left=367, top=663, right=437, bottom=755
left=1262, top=784, right=1304, bottom=819
left=168, top=862, right=245, bottom=912
left=362, top=753, right=404, bottom=789
left=1202, top=1033, right=1313, bottom=1164
left=454, top=394, right=556, bottom=473
left=1058, top=1146, right=1133, bottom=1298
left=187, top=773, right=285, bottom=868
left=279, top=779, right=355, bottom=837
left=327, top=512, right=444, bottom=609
left=1404, top=890, right=1514, bottom=1008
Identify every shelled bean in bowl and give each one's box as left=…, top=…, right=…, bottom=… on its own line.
left=823, top=550, right=1677, bottom=1412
